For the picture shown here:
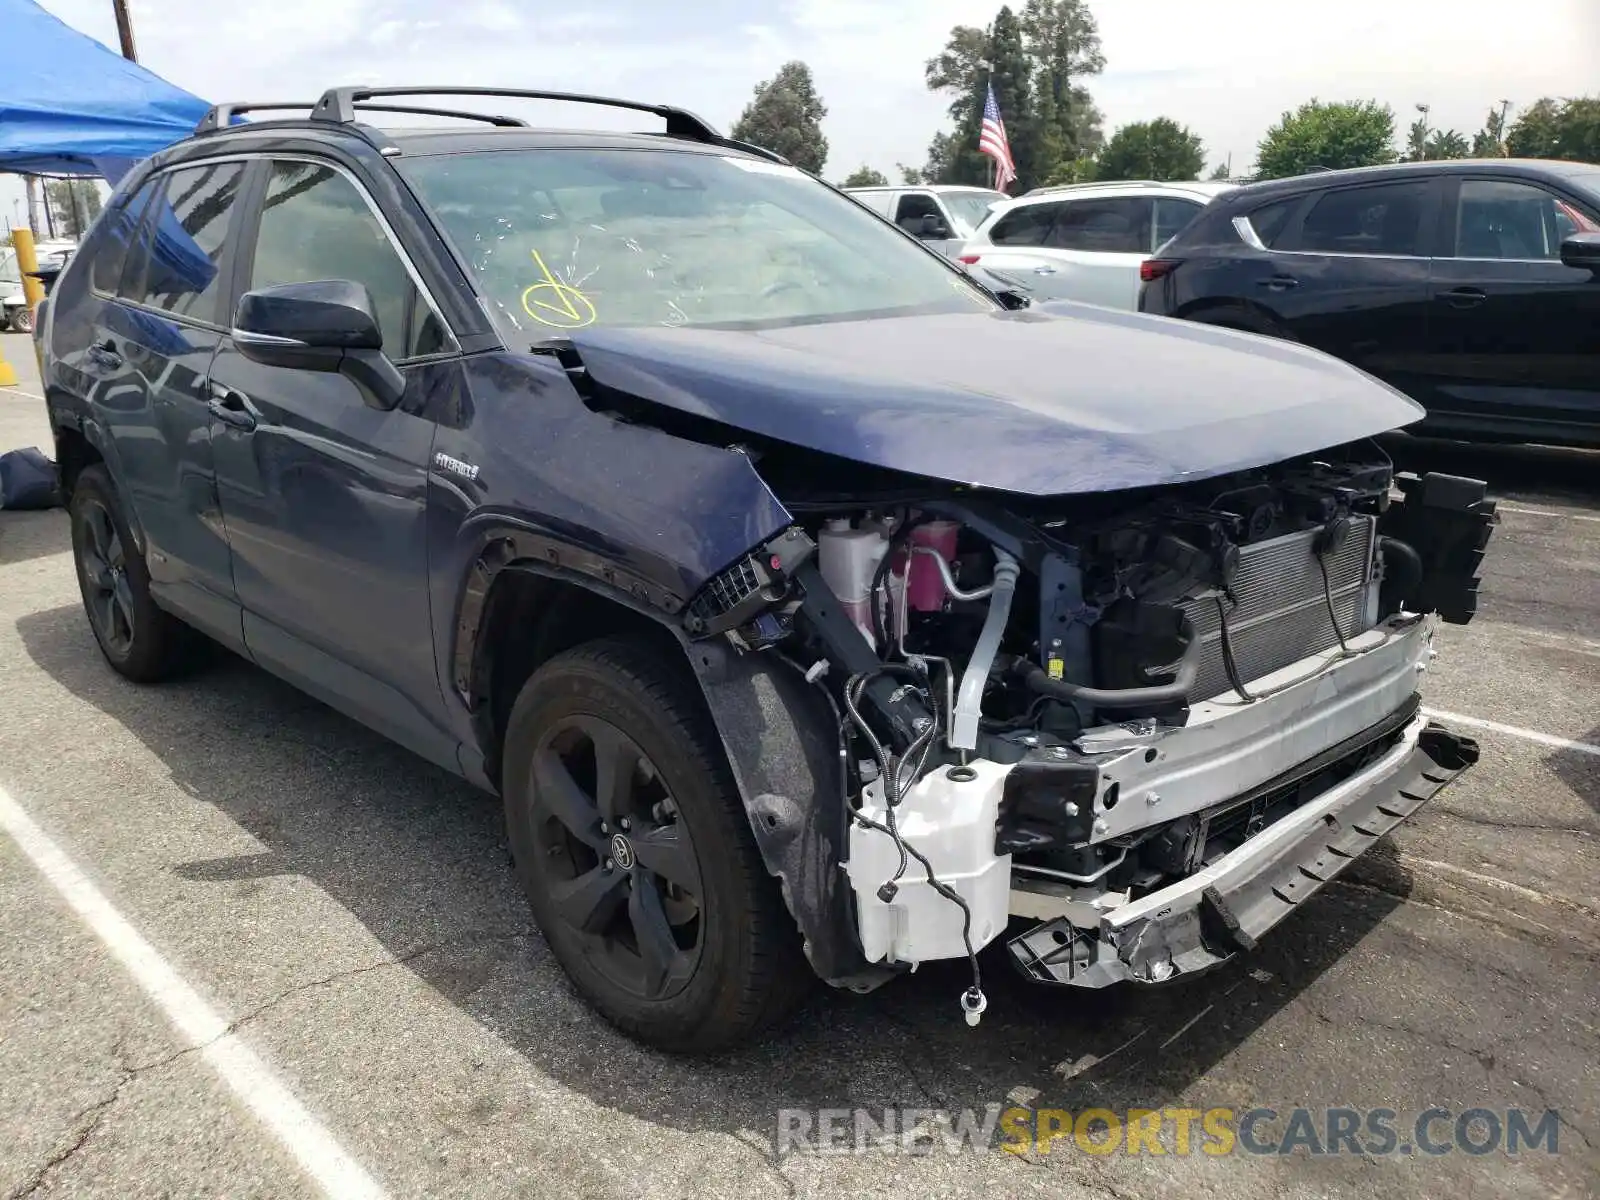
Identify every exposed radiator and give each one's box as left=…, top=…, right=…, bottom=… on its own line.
left=1179, top=518, right=1376, bottom=701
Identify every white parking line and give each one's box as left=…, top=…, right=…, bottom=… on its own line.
left=1, top=384, right=45, bottom=401
left=1497, top=504, right=1600, bottom=524
left=1423, top=709, right=1600, bottom=759
left=0, top=785, right=390, bottom=1200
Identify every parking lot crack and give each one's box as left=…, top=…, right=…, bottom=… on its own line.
left=9, top=1068, right=134, bottom=1199
left=1430, top=805, right=1597, bottom=837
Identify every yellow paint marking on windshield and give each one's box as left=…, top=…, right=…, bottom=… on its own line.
left=521, top=249, right=597, bottom=329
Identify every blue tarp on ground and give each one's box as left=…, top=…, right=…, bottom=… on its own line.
left=0, top=0, right=210, bottom=183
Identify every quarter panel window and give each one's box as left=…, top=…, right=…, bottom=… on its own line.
left=249, top=162, right=447, bottom=358
left=989, top=202, right=1060, bottom=247
left=1298, top=182, right=1429, bottom=256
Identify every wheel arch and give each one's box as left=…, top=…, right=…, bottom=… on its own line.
left=1174, top=297, right=1293, bottom=338
left=462, top=554, right=890, bottom=992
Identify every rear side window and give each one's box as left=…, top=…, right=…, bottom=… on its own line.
left=1048, top=197, right=1152, bottom=253
left=1298, top=182, right=1429, bottom=256
left=1243, top=198, right=1297, bottom=248
left=248, top=161, right=447, bottom=359
left=989, top=202, right=1060, bottom=246
left=1153, top=197, right=1203, bottom=250
left=91, top=179, right=159, bottom=295
left=134, top=163, right=247, bottom=321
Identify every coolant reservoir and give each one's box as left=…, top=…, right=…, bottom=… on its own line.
left=906, top=520, right=960, bottom=611
left=846, top=761, right=1013, bottom=965
left=818, top=518, right=889, bottom=647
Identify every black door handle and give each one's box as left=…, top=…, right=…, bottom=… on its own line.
left=1442, top=287, right=1487, bottom=309
left=1258, top=274, right=1299, bottom=291
left=207, top=383, right=258, bottom=431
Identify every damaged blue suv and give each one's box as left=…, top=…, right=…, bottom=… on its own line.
left=40, top=87, right=1493, bottom=1051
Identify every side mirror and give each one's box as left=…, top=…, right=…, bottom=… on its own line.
left=918, top=213, right=953, bottom=240
left=232, top=280, right=406, bottom=410
left=1559, top=231, right=1600, bottom=272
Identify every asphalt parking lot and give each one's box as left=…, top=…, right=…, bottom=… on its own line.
left=1, top=329, right=1596, bottom=1199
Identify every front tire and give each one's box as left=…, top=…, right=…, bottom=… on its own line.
left=9, top=305, right=32, bottom=334
left=502, top=638, right=811, bottom=1052
left=69, top=465, right=200, bottom=682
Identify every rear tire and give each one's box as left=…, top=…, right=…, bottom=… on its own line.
left=10, top=306, right=32, bottom=334
left=69, top=465, right=202, bottom=682
left=502, top=637, right=811, bottom=1052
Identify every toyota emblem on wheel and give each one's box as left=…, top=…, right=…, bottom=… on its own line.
left=609, top=832, right=635, bottom=871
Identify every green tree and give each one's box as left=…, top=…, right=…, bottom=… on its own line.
left=44, top=179, right=103, bottom=240
left=1424, top=129, right=1470, bottom=160
left=1254, top=99, right=1397, bottom=179
left=896, top=162, right=925, bottom=184
left=729, top=61, right=829, bottom=175
left=1095, top=118, right=1205, bottom=181
left=1506, top=96, right=1600, bottom=162
left=923, top=7, right=1034, bottom=189
left=1208, top=161, right=1232, bottom=180
left=840, top=166, right=889, bottom=187
left=1020, top=0, right=1105, bottom=181
left=1470, top=104, right=1512, bottom=156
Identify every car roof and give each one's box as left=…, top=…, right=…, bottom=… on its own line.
left=843, top=185, right=1004, bottom=194
left=1224, top=158, right=1599, bottom=200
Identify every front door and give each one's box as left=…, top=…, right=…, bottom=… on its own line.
left=91, top=161, right=250, bottom=648
left=207, top=158, right=458, bottom=760
left=1423, top=176, right=1600, bottom=442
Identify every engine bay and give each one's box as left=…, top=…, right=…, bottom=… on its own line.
left=681, top=437, right=1494, bottom=1014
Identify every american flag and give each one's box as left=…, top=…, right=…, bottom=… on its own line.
left=978, top=82, right=1016, bottom=192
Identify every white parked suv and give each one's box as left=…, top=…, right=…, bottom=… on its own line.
left=958, top=180, right=1234, bottom=309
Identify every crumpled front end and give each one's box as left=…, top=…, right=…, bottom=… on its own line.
left=681, top=436, right=1496, bottom=1019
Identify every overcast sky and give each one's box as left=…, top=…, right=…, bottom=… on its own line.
left=5, top=0, right=1597, bottom=234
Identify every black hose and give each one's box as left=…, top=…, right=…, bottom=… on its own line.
left=1215, top=596, right=1256, bottom=702
left=1015, top=613, right=1201, bottom=709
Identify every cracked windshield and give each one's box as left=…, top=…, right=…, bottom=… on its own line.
left=399, top=149, right=997, bottom=336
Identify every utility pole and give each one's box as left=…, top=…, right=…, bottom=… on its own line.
left=111, top=0, right=138, bottom=61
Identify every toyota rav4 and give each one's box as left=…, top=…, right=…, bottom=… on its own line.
left=38, top=87, right=1494, bottom=1052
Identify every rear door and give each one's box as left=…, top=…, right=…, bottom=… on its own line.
left=1422, top=175, right=1600, bottom=441
left=1266, top=177, right=1439, bottom=393
left=87, top=160, right=251, bottom=649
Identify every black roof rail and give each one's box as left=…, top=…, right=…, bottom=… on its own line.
left=196, top=100, right=529, bottom=134
left=308, top=85, right=762, bottom=152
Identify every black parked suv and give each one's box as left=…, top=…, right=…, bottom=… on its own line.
left=1139, top=159, right=1600, bottom=448
left=40, top=87, right=1490, bottom=1051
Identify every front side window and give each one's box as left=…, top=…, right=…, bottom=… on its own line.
left=399, top=149, right=995, bottom=335
left=1298, top=182, right=1429, bottom=256
left=1047, top=197, right=1152, bottom=254
left=1455, top=179, right=1597, bottom=260
left=248, top=161, right=448, bottom=359
left=133, top=163, right=246, bottom=321
left=893, top=193, right=942, bottom=232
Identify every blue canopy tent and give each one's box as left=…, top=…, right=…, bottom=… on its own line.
left=0, top=0, right=211, bottom=185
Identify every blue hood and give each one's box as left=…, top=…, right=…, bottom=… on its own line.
left=568, top=304, right=1424, bottom=496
